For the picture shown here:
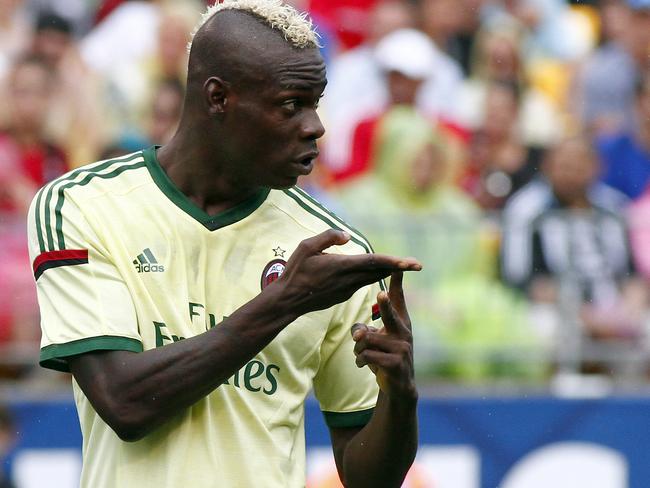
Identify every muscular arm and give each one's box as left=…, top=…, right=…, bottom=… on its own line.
left=329, top=272, right=418, bottom=487
left=68, top=230, right=421, bottom=442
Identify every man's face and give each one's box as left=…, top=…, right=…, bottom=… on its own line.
left=546, top=139, right=598, bottom=204
left=10, top=62, right=50, bottom=132
left=221, top=47, right=327, bottom=190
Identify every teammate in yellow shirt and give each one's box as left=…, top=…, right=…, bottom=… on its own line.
left=28, top=1, right=421, bottom=487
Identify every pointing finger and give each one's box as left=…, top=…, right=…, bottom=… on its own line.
left=344, top=254, right=422, bottom=273
left=388, top=272, right=408, bottom=320
left=377, top=290, right=401, bottom=336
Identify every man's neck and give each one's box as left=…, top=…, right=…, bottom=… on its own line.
left=156, top=128, right=261, bottom=216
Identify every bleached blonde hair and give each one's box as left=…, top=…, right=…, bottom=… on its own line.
left=189, top=0, right=320, bottom=51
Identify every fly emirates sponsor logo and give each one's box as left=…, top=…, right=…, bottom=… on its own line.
left=151, top=302, right=280, bottom=395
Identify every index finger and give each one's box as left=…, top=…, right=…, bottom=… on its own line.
left=341, top=253, right=422, bottom=273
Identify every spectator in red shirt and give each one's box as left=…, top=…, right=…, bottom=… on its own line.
left=0, top=54, right=67, bottom=212
left=0, top=55, right=66, bottom=347
left=332, top=28, right=468, bottom=185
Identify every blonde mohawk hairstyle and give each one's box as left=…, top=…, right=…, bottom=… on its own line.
left=189, top=0, right=321, bottom=50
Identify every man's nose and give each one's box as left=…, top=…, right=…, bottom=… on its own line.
left=300, top=110, right=325, bottom=140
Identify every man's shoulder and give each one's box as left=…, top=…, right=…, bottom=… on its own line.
left=34, top=150, right=149, bottom=207
left=270, top=186, right=375, bottom=256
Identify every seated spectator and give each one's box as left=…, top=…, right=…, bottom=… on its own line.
left=460, top=80, right=545, bottom=209
left=456, top=25, right=563, bottom=148
left=596, top=72, right=650, bottom=200
left=106, top=3, right=198, bottom=132
left=99, top=77, right=185, bottom=159
left=501, top=135, right=644, bottom=342
left=0, top=55, right=66, bottom=347
left=320, top=0, right=416, bottom=171
left=572, top=0, right=650, bottom=135
left=331, top=28, right=468, bottom=185
left=23, top=10, right=107, bottom=166
left=0, top=55, right=67, bottom=206
left=334, top=108, right=545, bottom=382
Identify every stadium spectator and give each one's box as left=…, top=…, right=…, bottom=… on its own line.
left=99, top=77, right=185, bottom=159
left=460, top=79, right=545, bottom=209
left=500, top=136, right=642, bottom=341
left=105, top=3, right=198, bottom=132
left=0, top=55, right=67, bottom=206
left=0, top=55, right=62, bottom=348
left=335, top=107, right=545, bottom=382
left=572, top=0, right=650, bottom=135
left=596, top=72, right=650, bottom=200
left=23, top=11, right=107, bottom=166
left=456, top=25, right=563, bottom=147
left=331, top=28, right=467, bottom=185
left=321, top=0, right=415, bottom=171
left=336, top=106, right=481, bottom=280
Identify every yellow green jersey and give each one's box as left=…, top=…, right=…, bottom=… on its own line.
left=27, top=147, right=381, bottom=488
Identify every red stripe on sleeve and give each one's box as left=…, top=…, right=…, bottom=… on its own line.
left=32, top=249, right=89, bottom=274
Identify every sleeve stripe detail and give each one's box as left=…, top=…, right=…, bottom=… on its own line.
left=322, top=408, right=375, bottom=428
left=53, top=161, right=146, bottom=250
left=283, top=188, right=386, bottom=291
left=38, top=152, right=144, bottom=252
left=33, top=249, right=89, bottom=280
left=291, top=186, right=375, bottom=252
left=40, top=336, right=143, bottom=372
left=34, top=186, right=48, bottom=253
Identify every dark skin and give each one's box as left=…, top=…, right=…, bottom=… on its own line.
left=68, top=10, right=420, bottom=488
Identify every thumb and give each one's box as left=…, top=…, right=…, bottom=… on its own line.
left=350, top=323, right=369, bottom=341
left=299, top=229, right=351, bottom=255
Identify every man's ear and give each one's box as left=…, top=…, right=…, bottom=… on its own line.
left=204, top=77, right=231, bottom=115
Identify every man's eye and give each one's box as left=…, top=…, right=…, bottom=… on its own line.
left=282, top=100, right=299, bottom=113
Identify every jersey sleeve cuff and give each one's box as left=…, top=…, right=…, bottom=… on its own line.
left=40, top=335, right=143, bottom=372
left=322, top=407, right=375, bottom=428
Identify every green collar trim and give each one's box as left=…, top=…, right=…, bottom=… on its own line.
left=143, top=146, right=270, bottom=231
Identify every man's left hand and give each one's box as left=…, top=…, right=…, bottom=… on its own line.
left=351, top=272, right=417, bottom=401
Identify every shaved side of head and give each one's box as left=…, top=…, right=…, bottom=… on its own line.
left=185, top=9, right=320, bottom=109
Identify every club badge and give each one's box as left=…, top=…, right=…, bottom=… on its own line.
left=261, top=259, right=286, bottom=290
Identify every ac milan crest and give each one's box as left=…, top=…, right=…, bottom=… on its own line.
left=260, top=259, right=286, bottom=290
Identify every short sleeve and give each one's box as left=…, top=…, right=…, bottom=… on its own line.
left=27, top=187, right=142, bottom=372
left=312, top=282, right=382, bottom=429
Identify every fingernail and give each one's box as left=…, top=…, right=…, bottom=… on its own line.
left=341, top=231, right=350, bottom=240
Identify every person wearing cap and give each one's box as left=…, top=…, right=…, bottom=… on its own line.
left=331, top=28, right=467, bottom=185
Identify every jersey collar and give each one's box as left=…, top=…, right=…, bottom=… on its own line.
left=143, top=146, right=270, bottom=231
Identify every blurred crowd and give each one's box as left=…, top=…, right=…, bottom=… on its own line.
left=2, top=0, right=650, bottom=385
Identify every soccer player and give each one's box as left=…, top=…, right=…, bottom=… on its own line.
left=28, top=1, right=421, bottom=487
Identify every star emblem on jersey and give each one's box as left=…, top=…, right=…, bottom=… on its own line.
left=272, top=246, right=286, bottom=258
left=261, top=259, right=286, bottom=290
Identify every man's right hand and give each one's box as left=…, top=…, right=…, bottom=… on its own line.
left=272, top=229, right=422, bottom=315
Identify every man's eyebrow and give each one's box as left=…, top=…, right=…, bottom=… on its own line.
left=279, top=80, right=326, bottom=90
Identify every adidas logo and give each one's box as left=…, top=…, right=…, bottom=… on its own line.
left=133, top=248, right=165, bottom=273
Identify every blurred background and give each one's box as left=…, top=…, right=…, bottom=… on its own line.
left=1, top=0, right=650, bottom=486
